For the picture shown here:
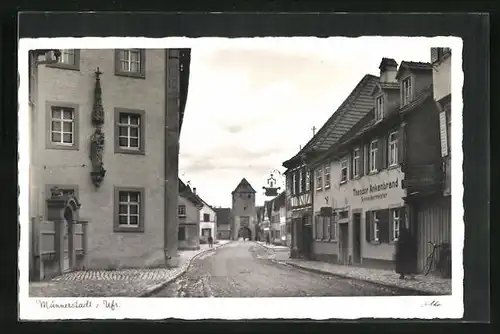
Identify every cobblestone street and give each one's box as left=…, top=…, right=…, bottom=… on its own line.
left=152, top=241, right=415, bottom=297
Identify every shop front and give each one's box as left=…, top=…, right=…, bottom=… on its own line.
left=320, top=167, right=407, bottom=270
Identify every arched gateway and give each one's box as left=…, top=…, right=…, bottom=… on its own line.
left=238, top=227, right=252, bottom=240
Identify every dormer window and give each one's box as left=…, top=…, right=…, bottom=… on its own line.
left=375, top=95, right=384, bottom=121
left=402, top=77, right=412, bottom=106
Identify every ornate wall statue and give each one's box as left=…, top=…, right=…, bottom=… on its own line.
left=90, top=68, right=106, bottom=187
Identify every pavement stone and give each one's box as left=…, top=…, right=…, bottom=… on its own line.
left=252, top=242, right=451, bottom=295
left=274, top=258, right=452, bottom=295
left=29, top=241, right=231, bottom=298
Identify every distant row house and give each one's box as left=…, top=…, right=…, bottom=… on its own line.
left=282, top=48, right=452, bottom=275
left=260, top=191, right=286, bottom=245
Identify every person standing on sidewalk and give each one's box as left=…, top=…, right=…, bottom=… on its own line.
left=207, top=236, right=213, bottom=248
left=395, top=227, right=418, bottom=279
left=266, top=233, right=271, bottom=246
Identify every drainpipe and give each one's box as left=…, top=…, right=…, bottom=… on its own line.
left=164, top=49, right=180, bottom=267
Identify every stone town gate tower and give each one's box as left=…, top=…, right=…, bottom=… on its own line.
left=231, top=178, right=257, bottom=240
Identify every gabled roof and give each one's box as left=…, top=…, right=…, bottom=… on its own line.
left=214, top=207, right=231, bottom=225
left=313, top=85, right=434, bottom=165
left=282, top=74, right=379, bottom=169
left=179, top=178, right=203, bottom=207
left=395, top=61, right=432, bottom=80
left=232, top=178, right=256, bottom=194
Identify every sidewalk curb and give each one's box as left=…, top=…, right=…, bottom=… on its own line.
left=139, top=241, right=232, bottom=297
left=254, top=241, right=290, bottom=252
left=271, top=259, right=435, bottom=295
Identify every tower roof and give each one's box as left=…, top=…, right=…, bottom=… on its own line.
left=231, top=178, right=256, bottom=194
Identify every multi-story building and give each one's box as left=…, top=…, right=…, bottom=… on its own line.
left=195, top=188, right=217, bottom=243
left=178, top=180, right=203, bottom=250
left=214, top=207, right=231, bottom=240
left=269, top=191, right=286, bottom=245
left=282, top=74, right=378, bottom=259
left=231, top=178, right=258, bottom=240
left=29, top=48, right=191, bottom=280
left=309, top=56, right=448, bottom=273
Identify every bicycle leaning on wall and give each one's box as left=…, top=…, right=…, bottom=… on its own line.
left=424, top=241, right=452, bottom=278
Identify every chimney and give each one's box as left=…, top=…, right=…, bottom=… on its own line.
left=193, top=187, right=196, bottom=194
left=379, top=58, right=398, bottom=83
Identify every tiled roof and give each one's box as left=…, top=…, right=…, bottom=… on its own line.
left=396, top=61, right=432, bottom=80
left=232, top=178, right=257, bottom=194
left=380, top=82, right=400, bottom=89
left=214, top=207, right=231, bottom=226
left=314, top=85, right=433, bottom=164
left=179, top=178, right=203, bottom=207
left=282, top=74, right=379, bottom=168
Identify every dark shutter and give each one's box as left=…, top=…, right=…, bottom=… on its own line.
left=389, top=209, right=394, bottom=242
left=398, top=123, right=406, bottom=166
left=376, top=138, right=383, bottom=171
left=365, top=211, right=371, bottom=242
left=379, top=136, right=387, bottom=170
left=378, top=210, right=390, bottom=243
left=400, top=206, right=406, bottom=230
left=430, top=47, right=439, bottom=63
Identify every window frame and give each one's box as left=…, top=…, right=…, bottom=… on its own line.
left=316, top=169, right=323, bottom=191
left=298, top=169, right=304, bottom=193
left=353, top=148, right=360, bottom=178
left=114, top=108, right=146, bottom=155
left=392, top=209, right=400, bottom=242
left=178, top=204, right=187, bottom=218
left=113, top=187, right=145, bottom=233
left=291, top=172, right=297, bottom=195
left=203, top=213, right=210, bottom=222
left=340, top=158, right=348, bottom=183
left=375, top=94, right=384, bottom=121
left=46, top=49, right=80, bottom=71
left=373, top=211, right=380, bottom=242
left=305, top=169, right=311, bottom=192
left=330, top=215, right=338, bottom=241
left=401, top=76, right=413, bottom=106
left=388, top=131, right=399, bottom=167
left=324, top=165, right=331, bottom=189
left=114, top=49, right=146, bottom=79
left=45, top=101, right=80, bottom=151
left=369, top=140, right=378, bottom=173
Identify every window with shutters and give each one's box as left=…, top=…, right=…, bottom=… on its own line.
left=402, top=77, right=412, bottom=106
left=316, top=169, right=323, bottom=191
left=353, top=148, right=360, bottom=178
left=322, top=216, right=330, bottom=240
left=388, top=131, right=398, bottom=167
left=305, top=169, right=311, bottom=191
left=324, top=165, right=331, bottom=189
left=291, top=172, right=297, bottom=195
left=369, top=140, right=378, bottom=173
left=340, top=159, right=348, bottom=183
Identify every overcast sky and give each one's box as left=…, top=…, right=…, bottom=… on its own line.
left=179, top=37, right=434, bottom=208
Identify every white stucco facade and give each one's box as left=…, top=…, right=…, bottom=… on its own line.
left=313, top=155, right=407, bottom=266
left=199, top=203, right=217, bottom=241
